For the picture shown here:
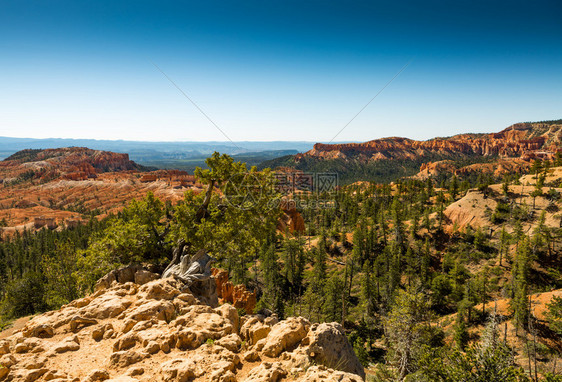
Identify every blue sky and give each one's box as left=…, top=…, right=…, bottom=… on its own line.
left=1, top=0, right=561, bottom=142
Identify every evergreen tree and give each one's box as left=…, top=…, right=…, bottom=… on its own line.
left=499, top=226, right=510, bottom=266
left=449, top=175, right=459, bottom=201
left=258, top=243, right=284, bottom=317
left=453, top=310, right=469, bottom=350
left=384, top=286, right=434, bottom=379
left=41, top=240, right=79, bottom=308
left=303, top=246, right=327, bottom=321
left=511, top=237, right=532, bottom=332
left=324, top=273, right=344, bottom=322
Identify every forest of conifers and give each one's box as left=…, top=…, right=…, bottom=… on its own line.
left=1, top=152, right=562, bottom=381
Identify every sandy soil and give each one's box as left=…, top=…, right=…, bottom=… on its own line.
left=0, top=315, right=31, bottom=339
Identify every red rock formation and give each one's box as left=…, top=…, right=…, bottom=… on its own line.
left=212, top=268, right=257, bottom=314
left=0, top=147, right=144, bottom=182
left=64, top=218, right=82, bottom=228
left=417, top=160, right=457, bottom=179
left=139, top=170, right=195, bottom=185
left=296, top=122, right=562, bottom=163
left=278, top=198, right=305, bottom=233
left=139, top=174, right=158, bottom=182
left=0, top=148, right=207, bottom=234
left=62, top=171, right=95, bottom=181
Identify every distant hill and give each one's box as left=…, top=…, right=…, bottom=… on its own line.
left=262, top=120, right=562, bottom=184
left=0, top=147, right=147, bottom=183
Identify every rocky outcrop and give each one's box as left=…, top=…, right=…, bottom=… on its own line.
left=1, top=268, right=365, bottom=382
left=261, top=317, right=310, bottom=357
left=33, top=216, right=57, bottom=230
left=304, top=322, right=366, bottom=378
left=295, top=365, right=363, bottom=381
left=416, top=160, right=458, bottom=179
left=139, top=170, right=196, bottom=188
left=244, top=362, right=287, bottom=382
left=278, top=199, right=305, bottom=234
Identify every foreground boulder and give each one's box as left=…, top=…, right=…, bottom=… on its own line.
left=305, top=323, right=366, bottom=379
left=261, top=317, right=310, bottom=357
left=2, top=267, right=365, bottom=381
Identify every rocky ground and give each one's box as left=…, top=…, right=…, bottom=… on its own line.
left=0, top=267, right=365, bottom=382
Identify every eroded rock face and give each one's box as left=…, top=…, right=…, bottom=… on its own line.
left=212, top=268, right=257, bottom=314
left=240, top=315, right=272, bottom=345
left=279, top=199, right=306, bottom=234
left=293, top=122, right=562, bottom=183
left=52, top=335, right=80, bottom=354
left=3, top=148, right=143, bottom=179
left=2, top=268, right=365, bottom=382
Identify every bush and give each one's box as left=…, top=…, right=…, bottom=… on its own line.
left=41, top=240, right=79, bottom=308
left=491, top=201, right=510, bottom=224
left=546, top=296, right=562, bottom=336
left=417, top=344, right=528, bottom=382
left=1, top=272, right=47, bottom=317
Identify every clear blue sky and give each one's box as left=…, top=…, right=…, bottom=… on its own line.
left=1, top=0, right=561, bottom=142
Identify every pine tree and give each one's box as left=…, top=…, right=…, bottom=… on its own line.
left=450, top=175, right=459, bottom=201
left=511, top=237, right=531, bottom=332
left=259, top=243, right=283, bottom=316
left=391, top=198, right=405, bottom=249
left=41, top=240, right=79, bottom=308
left=453, top=310, right=469, bottom=350
left=303, top=246, right=327, bottom=321
left=499, top=226, right=510, bottom=266
left=324, top=273, right=344, bottom=322
left=281, top=237, right=305, bottom=297
left=531, top=173, right=545, bottom=209
left=384, top=286, right=433, bottom=379
left=502, top=174, right=511, bottom=197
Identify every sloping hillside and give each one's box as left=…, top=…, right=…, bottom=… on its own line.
left=440, top=289, right=562, bottom=370
left=444, top=179, right=561, bottom=233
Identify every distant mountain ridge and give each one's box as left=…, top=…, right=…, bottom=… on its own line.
left=0, top=137, right=315, bottom=161
left=262, top=120, right=562, bottom=183
left=298, top=122, right=562, bottom=162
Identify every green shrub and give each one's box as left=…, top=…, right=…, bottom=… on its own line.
left=1, top=272, right=47, bottom=317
